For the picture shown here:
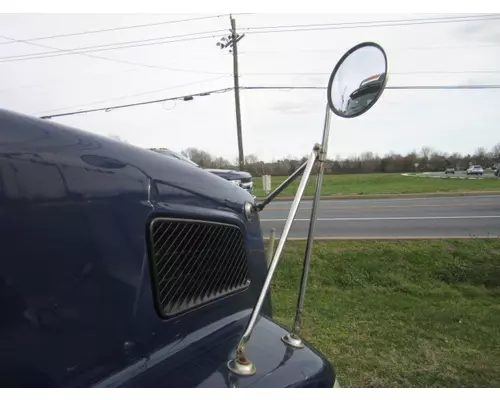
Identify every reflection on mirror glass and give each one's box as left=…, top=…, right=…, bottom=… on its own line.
left=329, top=44, right=387, bottom=118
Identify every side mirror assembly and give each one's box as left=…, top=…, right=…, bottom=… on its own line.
left=228, top=41, right=389, bottom=377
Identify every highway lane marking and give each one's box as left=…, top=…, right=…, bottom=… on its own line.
left=262, top=236, right=500, bottom=240
left=262, top=194, right=500, bottom=203
left=263, top=203, right=500, bottom=211
left=260, top=215, right=500, bottom=222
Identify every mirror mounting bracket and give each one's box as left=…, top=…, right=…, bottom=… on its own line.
left=227, top=145, right=320, bottom=377
left=317, top=143, right=327, bottom=163
left=253, top=143, right=320, bottom=213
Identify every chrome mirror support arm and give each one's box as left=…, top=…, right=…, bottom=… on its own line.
left=283, top=104, right=332, bottom=349
left=227, top=144, right=321, bottom=376
left=254, top=161, right=308, bottom=212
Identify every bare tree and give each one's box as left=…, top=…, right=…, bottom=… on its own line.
left=245, top=154, right=259, bottom=164
left=473, top=147, right=488, bottom=166
left=181, top=147, right=214, bottom=168
left=420, top=146, right=432, bottom=159
left=491, top=143, right=500, bottom=163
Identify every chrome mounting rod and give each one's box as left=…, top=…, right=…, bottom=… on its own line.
left=254, top=161, right=308, bottom=212
left=282, top=104, right=332, bottom=349
left=227, top=145, right=320, bottom=376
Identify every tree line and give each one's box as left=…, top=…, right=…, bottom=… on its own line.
left=174, top=144, right=500, bottom=177
left=109, top=134, right=500, bottom=175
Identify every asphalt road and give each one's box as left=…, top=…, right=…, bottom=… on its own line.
left=259, top=195, right=500, bottom=239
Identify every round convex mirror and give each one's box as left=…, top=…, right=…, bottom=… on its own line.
left=327, top=42, right=388, bottom=118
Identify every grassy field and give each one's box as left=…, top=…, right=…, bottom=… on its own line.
left=253, top=173, right=500, bottom=198
left=268, top=239, right=500, bottom=387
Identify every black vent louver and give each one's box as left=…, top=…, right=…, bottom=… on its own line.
left=148, top=218, right=250, bottom=317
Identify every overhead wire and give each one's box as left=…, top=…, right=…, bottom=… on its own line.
left=236, top=43, right=500, bottom=55
left=0, top=14, right=231, bottom=45
left=3, top=53, right=498, bottom=93
left=0, top=28, right=229, bottom=62
left=36, top=75, right=232, bottom=115
left=3, top=14, right=500, bottom=64
left=38, top=84, right=500, bottom=119
left=3, top=46, right=499, bottom=93
left=0, top=34, right=228, bottom=75
left=0, top=13, right=485, bottom=47
left=238, top=13, right=498, bottom=31
left=240, top=15, right=500, bottom=35
left=239, top=70, right=500, bottom=76
left=0, top=32, right=222, bottom=64
left=39, top=87, right=235, bottom=119
left=241, top=85, right=500, bottom=89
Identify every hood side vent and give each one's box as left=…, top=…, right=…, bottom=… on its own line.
left=148, top=218, right=250, bottom=318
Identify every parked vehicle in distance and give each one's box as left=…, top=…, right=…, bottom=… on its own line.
left=466, top=165, right=484, bottom=175
left=151, top=148, right=254, bottom=196
left=204, top=168, right=254, bottom=196
left=445, top=166, right=455, bottom=174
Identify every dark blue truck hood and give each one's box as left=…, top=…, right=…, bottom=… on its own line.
left=0, top=108, right=334, bottom=388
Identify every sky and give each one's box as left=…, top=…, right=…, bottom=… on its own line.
left=0, top=12, right=500, bottom=162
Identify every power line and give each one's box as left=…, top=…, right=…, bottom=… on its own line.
left=242, top=15, right=500, bottom=35
left=7, top=32, right=499, bottom=78
left=0, top=28, right=228, bottom=62
left=0, top=14, right=230, bottom=45
left=239, top=70, right=500, bottom=76
left=385, top=84, right=500, bottom=90
left=0, top=34, right=222, bottom=65
left=239, top=14, right=498, bottom=31
left=37, top=83, right=500, bottom=119
left=5, top=15, right=500, bottom=64
left=237, top=43, right=500, bottom=55
left=0, top=13, right=484, bottom=46
left=0, top=34, right=227, bottom=75
left=39, top=87, right=234, bottom=119
left=36, top=75, right=231, bottom=115
left=0, top=61, right=226, bottom=93
left=240, top=85, right=500, bottom=90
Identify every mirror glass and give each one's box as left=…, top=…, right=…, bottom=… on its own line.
left=328, top=43, right=388, bottom=118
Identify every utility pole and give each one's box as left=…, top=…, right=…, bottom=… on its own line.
left=217, top=15, right=246, bottom=171
left=231, top=16, right=244, bottom=171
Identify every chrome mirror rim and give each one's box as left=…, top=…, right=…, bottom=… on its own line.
left=326, top=41, right=389, bottom=119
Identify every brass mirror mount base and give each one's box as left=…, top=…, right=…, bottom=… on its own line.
left=281, top=333, right=305, bottom=349
left=227, top=356, right=256, bottom=376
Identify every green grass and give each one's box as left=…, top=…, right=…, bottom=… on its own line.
left=268, top=239, right=500, bottom=387
left=253, top=173, right=500, bottom=198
